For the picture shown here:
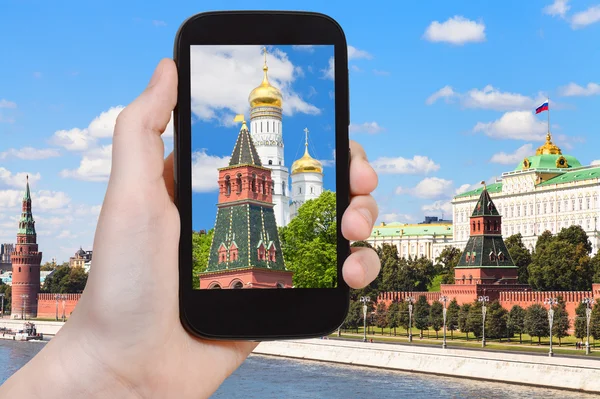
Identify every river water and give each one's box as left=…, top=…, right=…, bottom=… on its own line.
left=0, top=341, right=596, bottom=398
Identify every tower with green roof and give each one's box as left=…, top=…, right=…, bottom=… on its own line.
left=11, top=176, right=42, bottom=319
left=198, top=119, right=293, bottom=289
left=454, top=183, right=518, bottom=285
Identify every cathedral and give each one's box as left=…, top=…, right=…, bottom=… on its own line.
left=247, top=48, right=324, bottom=227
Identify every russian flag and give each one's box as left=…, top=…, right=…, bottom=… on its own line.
left=535, top=100, right=549, bottom=114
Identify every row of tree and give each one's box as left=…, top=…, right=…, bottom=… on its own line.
left=344, top=295, right=600, bottom=345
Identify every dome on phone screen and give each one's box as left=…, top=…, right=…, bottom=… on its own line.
left=291, top=130, right=322, bottom=175
left=248, top=49, right=283, bottom=108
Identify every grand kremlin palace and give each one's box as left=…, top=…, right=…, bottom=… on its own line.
left=367, top=133, right=600, bottom=258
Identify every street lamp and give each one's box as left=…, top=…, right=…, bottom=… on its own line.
left=440, top=296, right=449, bottom=349
left=406, top=296, right=415, bottom=343
left=21, top=294, right=29, bottom=320
left=61, top=295, right=67, bottom=321
left=478, top=295, right=489, bottom=347
left=55, top=294, right=60, bottom=321
left=582, top=297, right=593, bottom=355
left=544, top=297, right=558, bottom=357
left=360, top=296, right=370, bottom=342
left=0, top=293, right=4, bottom=318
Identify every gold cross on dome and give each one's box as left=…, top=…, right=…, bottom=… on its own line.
left=303, top=127, right=309, bottom=147
left=262, top=47, right=268, bottom=64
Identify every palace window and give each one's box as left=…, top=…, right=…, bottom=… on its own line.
left=477, top=221, right=481, bottom=231
left=494, top=220, right=498, bottom=231
left=298, top=186, right=302, bottom=194
left=550, top=202, right=554, bottom=213
left=511, top=206, right=514, bottom=217
left=517, top=206, right=521, bottom=217
left=268, top=160, right=273, bottom=165
left=18, top=267, right=21, bottom=272
left=587, top=198, right=591, bottom=209
left=257, top=245, right=266, bottom=261
left=282, top=182, right=285, bottom=196
left=558, top=202, right=561, bottom=212
left=530, top=204, right=534, bottom=214
left=261, top=122, right=263, bottom=132
left=572, top=199, right=576, bottom=210
left=543, top=203, right=547, bottom=214
left=489, top=251, right=496, bottom=261
left=269, top=246, right=276, bottom=262
left=537, top=204, right=540, bottom=214
left=267, top=122, right=269, bottom=133
left=310, top=186, right=314, bottom=194
left=486, top=220, right=490, bottom=231
left=262, top=176, right=267, bottom=195
left=587, top=219, right=591, bottom=230
left=251, top=174, right=257, bottom=192
left=580, top=198, right=583, bottom=210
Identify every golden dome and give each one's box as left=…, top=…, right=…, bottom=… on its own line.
left=536, top=133, right=562, bottom=155
left=291, top=147, right=323, bottom=175
left=291, top=128, right=322, bottom=174
left=248, top=48, right=283, bottom=108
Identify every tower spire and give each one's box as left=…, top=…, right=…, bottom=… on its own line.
left=304, top=127, right=309, bottom=151
left=261, top=47, right=269, bottom=83
left=24, top=175, right=31, bottom=201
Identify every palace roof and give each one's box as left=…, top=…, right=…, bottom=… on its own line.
left=370, top=222, right=453, bottom=238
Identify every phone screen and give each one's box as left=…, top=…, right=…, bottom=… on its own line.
left=190, top=45, right=337, bottom=290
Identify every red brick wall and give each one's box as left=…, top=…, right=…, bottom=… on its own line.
left=36, top=293, right=81, bottom=320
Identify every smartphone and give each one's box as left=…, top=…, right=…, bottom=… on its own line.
left=174, top=11, right=350, bottom=340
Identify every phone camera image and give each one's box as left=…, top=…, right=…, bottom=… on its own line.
left=191, top=45, right=337, bottom=290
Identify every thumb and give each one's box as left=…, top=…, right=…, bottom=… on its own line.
left=109, top=58, right=178, bottom=189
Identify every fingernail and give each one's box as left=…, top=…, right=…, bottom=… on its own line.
left=357, top=208, right=372, bottom=227
left=148, top=62, right=163, bottom=88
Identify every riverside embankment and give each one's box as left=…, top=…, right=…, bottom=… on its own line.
left=253, top=338, right=600, bottom=394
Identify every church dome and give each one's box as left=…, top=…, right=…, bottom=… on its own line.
left=536, top=133, right=561, bottom=155
left=514, top=132, right=582, bottom=171
left=291, top=146, right=323, bottom=175
left=248, top=51, right=282, bottom=109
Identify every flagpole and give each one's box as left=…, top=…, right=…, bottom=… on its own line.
left=547, top=97, right=550, bottom=135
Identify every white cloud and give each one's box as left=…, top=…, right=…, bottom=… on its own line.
left=0, top=99, right=16, bottom=109
left=455, top=183, right=473, bottom=195
left=592, top=160, right=600, bottom=166
left=349, top=122, right=385, bottom=134
left=191, top=150, right=231, bottom=192
left=292, top=45, right=314, bottom=53
left=473, top=111, right=547, bottom=140
left=347, top=46, right=372, bottom=60
left=51, top=127, right=97, bottom=151
left=559, top=82, right=600, bottom=97
left=0, top=168, right=41, bottom=188
left=421, top=200, right=453, bottom=216
left=543, top=0, right=570, bottom=18
left=426, top=86, right=455, bottom=105
left=33, top=190, right=72, bottom=211
left=0, top=147, right=60, bottom=160
left=60, top=145, right=112, bottom=182
left=489, top=144, right=534, bottom=165
left=571, top=5, right=600, bottom=29
left=190, top=45, right=319, bottom=121
left=426, top=85, right=542, bottom=111
left=423, top=16, right=486, bottom=45
left=323, top=57, right=334, bottom=80
left=411, top=177, right=454, bottom=199
left=87, top=106, right=124, bottom=138
left=371, top=155, right=440, bottom=175
left=0, top=190, right=21, bottom=208
left=379, top=213, right=413, bottom=223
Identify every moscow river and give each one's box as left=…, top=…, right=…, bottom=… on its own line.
left=0, top=341, right=597, bottom=398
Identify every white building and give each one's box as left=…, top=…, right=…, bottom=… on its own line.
left=290, top=128, right=324, bottom=219
left=366, top=217, right=454, bottom=261
left=452, top=133, right=600, bottom=254
left=248, top=49, right=290, bottom=227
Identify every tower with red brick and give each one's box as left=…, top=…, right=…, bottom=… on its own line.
left=199, top=120, right=293, bottom=289
left=454, top=184, right=518, bottom=285
left=11, top=176, right=42, bottom=319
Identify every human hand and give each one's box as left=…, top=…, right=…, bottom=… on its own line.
left=0, top=59, right=380, bottom=399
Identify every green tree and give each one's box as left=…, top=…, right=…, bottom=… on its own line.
left=192, top=229, right=214, bottom=288
left=375, top=302, right=387, bottom=334
left=343, top=300, right=363, bottom=333
left=60, top=266, right=88, bottom=293
left=534, top=230, right=554, bottom=254
left=590, top=299, right=600, bottom=341
left=387, top=302, right=401, bottom=336
left=524, top=304, right=549, bottom=344
left=397, top=300, right=410, bottom=336
left=467, top=303, right=483, bottom=339
left=279, top=191, right=337, bottom=288
left=0, top=282, right=11, bottom=313
left=508, top=305, right=526, bottom=344
left=485, top=301, right=508, bottom=340
left=528, top=239, right=593, bottom=291
left=458, top=303, right=472, bottom=340
left=414, top=295, right=430, bottom=338
left=591, top=251, right=600, bottom=283
left=574, top=302, right=588, bottom=341
left=504, top=233, right=532, bottom=284
left=556, top=225, right=593, bottom=254
left=446, top=299, right=460, bottom=339
left=429, top=301, right=444, bottom=339
left=552, top=299, right=570, bottom=346
left=41, top=265, right=70, bottom=293
left=379, top=244, right=401, bottom=292
left=434, top=246, right=461, bottom=284
left=40, top=261, right=57, bottom=271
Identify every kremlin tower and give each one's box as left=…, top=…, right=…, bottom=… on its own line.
left=290, top=128, right=324, bottom=219
left=248, top=48, right=291, bottom=227
left=11, top=176, right=42, bottom=319
left=199, top=119, right=293, bottom=289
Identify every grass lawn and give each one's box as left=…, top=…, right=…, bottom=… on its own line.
left=332, top=325, right=599, bottom=357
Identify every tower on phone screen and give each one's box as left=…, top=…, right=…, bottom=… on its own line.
left=191, top=45, right=337, bottom=290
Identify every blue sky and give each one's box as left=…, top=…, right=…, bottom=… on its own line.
left=189, top=45, right=336, bottom=230
left=1, top=0, right=599, bottom=262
